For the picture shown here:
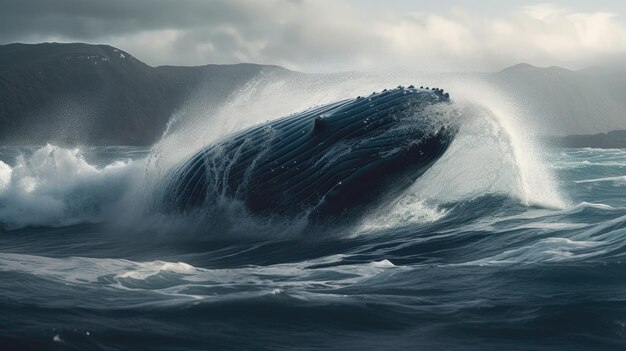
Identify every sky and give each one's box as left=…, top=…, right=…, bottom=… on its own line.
left=1, top=0, right=626, bottom=72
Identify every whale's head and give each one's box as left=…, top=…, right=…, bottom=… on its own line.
left=294, top=86, right=457, bottom=221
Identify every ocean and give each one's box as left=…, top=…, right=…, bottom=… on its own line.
left=1, top=143, right=625, bottom=350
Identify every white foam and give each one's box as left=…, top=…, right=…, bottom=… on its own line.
left=0, top=160, right=11, bottom=190
left=0, top=145, right=136, bottom=229
left=355, top=196, right=447, bottom=234
left=0, top=252, right=399, bottom=305
left=563, top=201, right=616, bottom=213
left=575, top=175, right=626, bottom=184
left=116, top=261, right=197, bottom=279
left=462, top=237, right=604, bottom=266
left=371, top=259, right=395, bottom=268
left=450, top=80, right=567, bottom=208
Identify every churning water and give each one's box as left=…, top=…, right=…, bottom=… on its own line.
left=1, top=75, right=625, bottom=350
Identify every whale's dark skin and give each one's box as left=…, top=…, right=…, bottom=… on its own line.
left=162, top=86, right=456, bottom=224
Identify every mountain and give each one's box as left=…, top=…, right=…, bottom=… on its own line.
left=551, top=130, right=626, bottom=148
left=0, top=43, right=285, bottom=145
left=487, top=63, right=626, bottom=136
left=2, top=43, right=626, bottom=145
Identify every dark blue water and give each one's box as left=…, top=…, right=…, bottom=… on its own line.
left=1, top=145, right=626, bottom=350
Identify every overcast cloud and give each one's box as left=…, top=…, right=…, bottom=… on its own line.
left=1, top=0, right=626, bottom=72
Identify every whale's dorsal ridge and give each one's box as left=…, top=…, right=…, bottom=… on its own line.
left=314, top=116, right=326, bottom=130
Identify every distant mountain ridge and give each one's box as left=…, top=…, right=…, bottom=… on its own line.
left=551, top=130, right=626, bottom=148
left=0, top=42, right=286, bottom=145
left=487, top=62, right=626, bottom=136
left=1, top=43, right=626, bottom=145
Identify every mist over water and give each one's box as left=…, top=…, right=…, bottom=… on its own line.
left=1, top=70, right=625, bottom=350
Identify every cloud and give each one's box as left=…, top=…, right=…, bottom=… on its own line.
left=1, top=0, right=626, bottom=71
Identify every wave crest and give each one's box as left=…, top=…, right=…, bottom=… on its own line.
left=0, top=145, right=135, bottom=230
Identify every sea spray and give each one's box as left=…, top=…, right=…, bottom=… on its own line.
left=0, top=73, right=566, bottom=232
left=0, top=145, right=136, bottom=230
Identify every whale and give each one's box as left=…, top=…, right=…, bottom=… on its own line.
left=161, top=86, right=456, bottom=225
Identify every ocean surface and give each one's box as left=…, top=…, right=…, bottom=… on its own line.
left=0, top=143, right=625, bottom=350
